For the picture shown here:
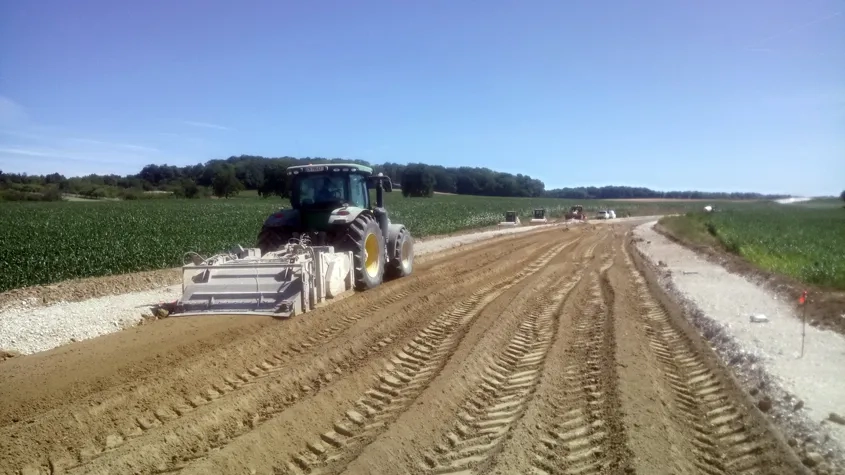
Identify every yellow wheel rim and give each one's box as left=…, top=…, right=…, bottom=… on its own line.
left=364, top=232, right=380, bottom=277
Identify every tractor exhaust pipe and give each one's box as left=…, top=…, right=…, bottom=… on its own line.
left=375, top=180, right=385, bottom=208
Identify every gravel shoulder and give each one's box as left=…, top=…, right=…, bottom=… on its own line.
left=0, top=222, right=567, bottom=356
left=634, top=220, right=845, bottom=470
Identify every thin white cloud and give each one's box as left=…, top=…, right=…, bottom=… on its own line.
left=0, top=96, right=28, bottom=127
left=0, top=129, right=44, bottom=140
left=0, top=107, right=207, bottom=177
left=157, top=131, right=209, bottom=147
left=183, top=120, right=231, bottom=131
left=0, top=145, right=198, bottom=178
left=0, top=147, right=54, bottom=157
left=0, top=146, right=132, bottom=165
left=749, top=10, right=843, bottom=48
left=68, top=138, right=160, bottom=153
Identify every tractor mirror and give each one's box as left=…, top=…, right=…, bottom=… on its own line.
left=368, top=174, right=393, bottom=192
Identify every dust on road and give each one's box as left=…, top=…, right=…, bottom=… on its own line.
left=0, top=226, right=808, bottom=475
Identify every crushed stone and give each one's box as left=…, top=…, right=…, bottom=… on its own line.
left=634, top=221, right=845, bottom=471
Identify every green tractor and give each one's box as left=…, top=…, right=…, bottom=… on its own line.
left=257, top=163, right=414, bottom=290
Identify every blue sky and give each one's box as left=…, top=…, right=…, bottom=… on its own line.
left=0, top=0, right=842, bottom=196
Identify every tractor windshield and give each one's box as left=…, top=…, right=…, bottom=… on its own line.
left=293, top=172, right=368, bottom=209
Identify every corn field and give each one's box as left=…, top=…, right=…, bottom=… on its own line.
left=703, top=207, right=845, bottom=289
left=0, top=194, right=748, bottom=292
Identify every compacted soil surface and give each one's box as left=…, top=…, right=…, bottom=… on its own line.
left=0, top=224, right=810, bottom=475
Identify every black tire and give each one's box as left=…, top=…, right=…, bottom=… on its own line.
left=386, top=227, right=414, bottom=279
left=257, top=226, right=292, bottom=255
left=339, top=214, right=385, bottom=290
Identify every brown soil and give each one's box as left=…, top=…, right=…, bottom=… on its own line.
left=0, top=225, right=810, bottom=475
left=654, top=222, right=845, bottom=337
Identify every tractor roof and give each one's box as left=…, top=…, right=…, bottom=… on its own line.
left=286, top=163, right=373, bottom=175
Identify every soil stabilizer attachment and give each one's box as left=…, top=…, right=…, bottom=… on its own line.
left=174, top=242, right=354, bottom=317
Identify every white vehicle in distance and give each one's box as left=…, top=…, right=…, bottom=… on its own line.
left=596, top=210, right=610, bottom=219
left=607, top=209, right=616, bottom=219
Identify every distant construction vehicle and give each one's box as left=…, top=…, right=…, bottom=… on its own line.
left=529, top=208, right=548, bottom=224
left=564, top=205, right=586, bottom=221
left=172, top=163, right=414, bottom=317
left=498, top=211, right=520, bottom=227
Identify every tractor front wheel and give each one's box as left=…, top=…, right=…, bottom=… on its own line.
left=342, top=215, right=386, bottom=290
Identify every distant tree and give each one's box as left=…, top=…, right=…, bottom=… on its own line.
left=258, top=163, right=290, bottom=198
left=401, top=164, right=436, bottom=197
left=0, top=155, right=795, bottom=201
left=841, top=190, right=845, bottom=202
left=180, top=178, right=199, bottom=198
left=212, top=166, right=243, bottom=198
left=41, top=186, right=63, bottom=201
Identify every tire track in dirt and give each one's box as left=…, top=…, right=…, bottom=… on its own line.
left=265, top=242, right=573, bottom=475
left=333, top=232, right=611, bottom=475
left=621, top=248, right=790, bottom=475
left=415, top=271, right=581, bottom=474
left=525, top=255, right=635, bottom=475
left=47, top=237, right=574, bottom=475
left=604, top=236, right=702, bottom=475
left=2, top=233, right=573, bottom=475
left=258, top=231, right=558, bottom=362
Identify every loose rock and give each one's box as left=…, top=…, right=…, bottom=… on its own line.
left=803, top=452, right=824, bottom=468
left=757, top=396, right=773, bottom=412
left=0, top=349, right=22, bottom=361
left=828, top=412, right=845, bottom=425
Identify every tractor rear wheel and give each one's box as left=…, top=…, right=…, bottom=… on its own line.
left=386, top=226, right=414, bottom=279
left=340, top=214, right=385, bottom=290
left=257, top=226, right=292, bottom=255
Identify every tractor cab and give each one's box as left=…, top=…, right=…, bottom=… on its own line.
left=287, top=163, right=385, bottom=211
left=283, top=163, right=394, bottom=234
left=286, top=163, right=393, bottom=210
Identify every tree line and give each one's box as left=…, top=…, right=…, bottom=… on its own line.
left=0, top=155, right=789, bottom=201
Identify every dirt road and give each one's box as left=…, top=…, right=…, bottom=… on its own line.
left=0, top=226, right=807, bottom=475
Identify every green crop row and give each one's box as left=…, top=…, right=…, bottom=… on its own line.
left=0, top=194, right=759, bottom=292
left=662, top=205, right=845, bottom=289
